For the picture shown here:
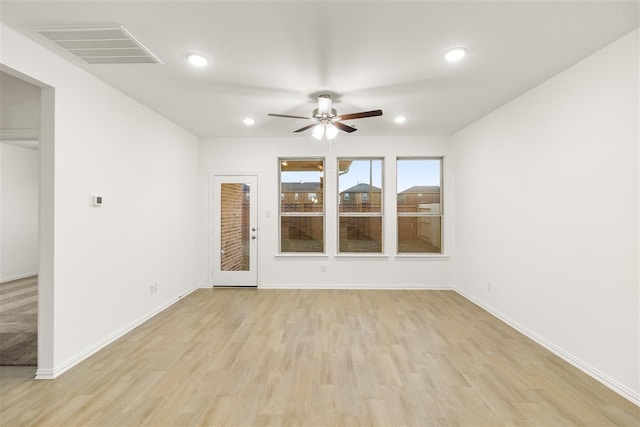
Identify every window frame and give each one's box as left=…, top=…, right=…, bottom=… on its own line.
left=396, top=156, right=444, bottom=255
left=278, top=157, right=326, bottom=254
left=337, top=157, right=385, bottom=254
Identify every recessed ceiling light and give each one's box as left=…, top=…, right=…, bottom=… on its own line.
left=186, top=53, right=208, bottom=67
left=444, top=47, right=467, bottom=62
left=394, top=116, right=407, bottom=124
left=243, top=118, right=255, bottom=126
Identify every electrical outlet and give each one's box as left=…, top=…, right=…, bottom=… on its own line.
left=487, top=281, right=492, bottom=291
left=150, top=285, right=154, bottom=294
left=320, top=265, right=326, bottom=272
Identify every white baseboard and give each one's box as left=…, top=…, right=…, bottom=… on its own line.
left=35, top=285, right=199, bottom=380
left=1, top=271, right=38, bottom=283
left=453, top=287, right=640, bottom=406
left=259, top=283, right=452, bottom=290
left=34, top=368, right=55, bottom=379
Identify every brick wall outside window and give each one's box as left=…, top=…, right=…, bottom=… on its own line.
left=220, top=183, right=245, bottom=271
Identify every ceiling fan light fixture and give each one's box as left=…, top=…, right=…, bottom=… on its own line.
left=444, top=47, right=467, bottom=62
left=242, top=117, right=255, bottom=125
left=394, top=116, right=407, bottom=124
left=312, top=124, right=325, bottom=140
left=186, top=53, right=208, bottom=67
left=326, top=124, right=339, bottom=140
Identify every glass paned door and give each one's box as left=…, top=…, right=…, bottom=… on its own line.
left=212, top=175, right=258, bottom=286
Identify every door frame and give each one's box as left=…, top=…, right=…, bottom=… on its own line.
left=209, top=172, right=259, bottom=287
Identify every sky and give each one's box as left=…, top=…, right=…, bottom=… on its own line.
left=396, top=159, right=441, bottom=192
left=281, top=159, right=441, bottom=193
left=338, top=160, right=382, bottom=192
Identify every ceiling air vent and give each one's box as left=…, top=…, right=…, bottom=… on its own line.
left=36, top=25, right=162, bottom=64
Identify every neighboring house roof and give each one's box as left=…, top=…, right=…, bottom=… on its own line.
left=398, top=185, right=440, bottom=194
left=341, top=183, right=382, bottom=194
left=281, top=182, right=321, bottom=192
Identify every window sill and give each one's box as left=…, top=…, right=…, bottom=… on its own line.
left=335, top=254, right=389, bottom=259
left=274, top=253, right=328, bottom=259
left=395, top=253, right=450, bottom=260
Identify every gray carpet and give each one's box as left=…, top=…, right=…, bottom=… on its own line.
left=0, top=276, right=37, bottom=366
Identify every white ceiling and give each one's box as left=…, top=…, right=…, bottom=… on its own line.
left=1, top=1, right=638, bottom=138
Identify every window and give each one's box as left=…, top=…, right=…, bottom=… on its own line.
left=397, top=158, right=442, bottom=253
left=280, top=159, right=324, bottom=253
left=338, top=158, right=383, bottom=253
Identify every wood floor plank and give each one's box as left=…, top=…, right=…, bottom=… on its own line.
left=0, top=289, right=638, bottom=426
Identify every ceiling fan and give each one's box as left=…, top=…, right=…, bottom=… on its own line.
left=268, top=94, right=383, bottom=140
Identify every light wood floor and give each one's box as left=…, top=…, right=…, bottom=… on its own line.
left=0, top=289, right=638, bottom=426
left=0, top=276, right=38, bottom=365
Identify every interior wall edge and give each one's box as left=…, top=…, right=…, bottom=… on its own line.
left=453, top=286, right=640, bottom=407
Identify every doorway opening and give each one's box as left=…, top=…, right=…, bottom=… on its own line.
left=0, top=71, right=41, bottom=367
left=0, top=65, right=55, bottom=378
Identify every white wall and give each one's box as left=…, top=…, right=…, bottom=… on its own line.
left=0, top=70, right=41, bottom=130
left=0, top=143, right=39, bottom=281
left=199, top=136, right=453, bottom=289
left=452, top=29, right=639, bottom=403
left=0, top=22, right=200, bottom=377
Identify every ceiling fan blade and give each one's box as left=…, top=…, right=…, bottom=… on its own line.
left=333, top=121, right=358, bottom=133
left=293, top=123, right=318, bottom=133
left=268, top=113, right=312, bottom=120
left=338, top=110, right=383, bottom=121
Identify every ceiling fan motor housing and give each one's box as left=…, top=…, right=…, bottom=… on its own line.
left=312, top=107, right=337, bottom=119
